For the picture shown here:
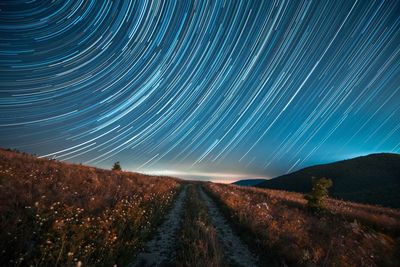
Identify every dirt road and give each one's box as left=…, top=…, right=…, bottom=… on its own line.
left=130, top=185, right=188, bottom=266
left=199, top=187, right=259, bottom=266
left=130, top=184, right=259, bottom=266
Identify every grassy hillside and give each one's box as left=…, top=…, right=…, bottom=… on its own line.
left=0, top=149, right=181, bottom=266
left=257, top=153, right=400, bottom=208
left=206, top=182, right=400, bottom=266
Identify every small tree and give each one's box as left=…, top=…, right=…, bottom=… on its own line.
left=305, top=177, right=332, bottom=211
left=112, top=161, right=122, bottom=171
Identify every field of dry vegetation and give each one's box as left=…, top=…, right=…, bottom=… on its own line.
left=2, top=148, right=400, bottom=267
left=205, top=182, right=400, bottom=267
left=0, top=149, right=181, bottom=266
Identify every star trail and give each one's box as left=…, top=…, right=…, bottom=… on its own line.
left=1, top=0, right=399, bottom=182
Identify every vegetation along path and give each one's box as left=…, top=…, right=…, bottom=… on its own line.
left=130, top=185, right=188, bottom=266
left=199, top=187, right=259, bottom=267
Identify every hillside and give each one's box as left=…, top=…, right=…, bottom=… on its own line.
left=206, top=182, right=400, bottom=267
left=0, top=149, right=181, bottom=266
left=257, top=153, right=400, bottom=208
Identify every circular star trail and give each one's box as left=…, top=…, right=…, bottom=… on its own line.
left=0, top=0, right=399, bottom=180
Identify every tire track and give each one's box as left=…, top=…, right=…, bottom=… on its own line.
left=199, top=187, right=259, bottom=267
left=130, top=185, right=188, bottom=267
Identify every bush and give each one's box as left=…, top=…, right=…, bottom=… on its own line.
left=305, top=177, right=332, bottom=210
left=112, top=161, right=122, bottom=171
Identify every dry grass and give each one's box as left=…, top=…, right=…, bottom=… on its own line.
left=2, top=147, right=399, bottom=266
left=206, top=182, right=400, bottom=267
left=0, top=149, right=181, bottom=266
left=175, top=184, right=224, bottom=267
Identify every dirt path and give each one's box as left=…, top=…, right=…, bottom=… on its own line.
left=130, top=185, right=188, bottom=267
left=199, top=187, right=259, bottom=267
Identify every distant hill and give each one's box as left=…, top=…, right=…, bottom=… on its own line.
left=232, top=179, right=267, bottom=186
left=257, top=153, right=400, bottom=208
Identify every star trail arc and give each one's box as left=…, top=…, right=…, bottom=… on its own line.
left=0, top=0, right=399, bottom=180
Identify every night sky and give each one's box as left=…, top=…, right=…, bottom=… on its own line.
left=1, top=1, right=399, bottom=182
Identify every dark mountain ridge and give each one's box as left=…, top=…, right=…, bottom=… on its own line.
left=256, top=153, right=400, bottom=208
left=232, top=179, right=266, bottom=186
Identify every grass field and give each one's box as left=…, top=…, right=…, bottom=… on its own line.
left=0, top=149, right=181, bottom=266
left=1, top=149, right=399, bottom=266
left=205, top=182, right=400, bottom=266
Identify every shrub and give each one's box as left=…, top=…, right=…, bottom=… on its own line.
left=305, top=177, right=332, bottom=211
left=112, top=161, right=122, bottom=171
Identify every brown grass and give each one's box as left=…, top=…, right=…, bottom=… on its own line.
left=175, top=184, right=224, bottom=267
left=205, top=182, right=400, bottom=267
left=2, top=148, right=399, bottom=266
left=0, top=149, right=181, bottom=266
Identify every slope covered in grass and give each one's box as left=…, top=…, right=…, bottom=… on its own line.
left=0, top=149, right=181, bottom=266
left=206, top=182, right=400, bottom=267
